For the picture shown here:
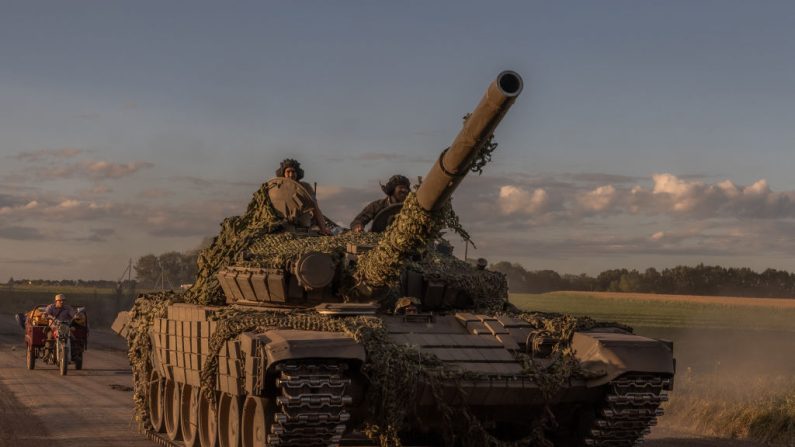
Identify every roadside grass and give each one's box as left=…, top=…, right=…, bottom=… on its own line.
left=509, top=291, right=795, bottom=331
left=661, top=370, right=795, bottom=446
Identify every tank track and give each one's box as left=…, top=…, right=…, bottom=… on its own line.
left=583, top=374, right=671, bottom=447
left=271, top=360, right=353, bottom=447
left=146, top=430, right=181, bottom=447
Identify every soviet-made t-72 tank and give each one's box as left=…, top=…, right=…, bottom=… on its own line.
left=114, top=70, right=675, bottom=447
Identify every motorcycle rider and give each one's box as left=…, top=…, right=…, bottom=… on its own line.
left=44, top=294, right=75, bottom=342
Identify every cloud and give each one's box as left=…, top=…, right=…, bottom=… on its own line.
left=30, top=160, right=154, bottom=181
left=0, top=199, right=39, bottom=216
left=14, top=148, right=83, bottom=162
left=577, top=185, right=617, bottom=212
left=138, top=188, right=172, bottom=199
left=565, top=173, right=641, bottom=184
left=629, top=173, right=795, bottom=218
left=81, top=228, right=116, bottom=242
left=0, top=225, right=46, bottom=240
left=0, top=193, right=29, bottom=208
left=498, top=185, right=549, bottom=215
left=84, top=160, right=154, bottom=178
left=83, top=184, right=112, bottom=195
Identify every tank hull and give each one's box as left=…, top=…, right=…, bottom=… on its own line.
left=115, top=302, right=673, bottom=446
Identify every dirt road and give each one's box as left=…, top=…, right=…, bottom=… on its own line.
left=0, top=314, right=765, bottom=447
left=0, top=316, right=150, bottom=447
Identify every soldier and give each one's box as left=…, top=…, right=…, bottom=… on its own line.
left=350, top=174, right=410, bottom=232
left=275, top=159, right=331, bottom=235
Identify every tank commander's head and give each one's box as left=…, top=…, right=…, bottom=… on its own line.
left=381, top=175, right=411, bottom=203
left=275, top=159, right=304, bottom=181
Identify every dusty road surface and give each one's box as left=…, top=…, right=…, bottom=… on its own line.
left=0, top=315, right=150, bottom=447
left=0, top=313, right=767, bottom=447
left=646, top=427, right=765, bottom=447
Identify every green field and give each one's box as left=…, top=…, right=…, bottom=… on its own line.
left=509, top=292, right=795, bottom=331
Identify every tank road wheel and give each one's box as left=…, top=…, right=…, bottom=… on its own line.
left=217, top=393, right=242, bottom=447
left=198, top=391, right=219, bottom=447
left=180, top=384, right=200, bottom=447
left=26, top=345, right=35, bottom=370
left=164, top=379, right=183, bottom=441
left=148, top=370, right=166, bottom=433
left=241, top=396, right=272, bottom=447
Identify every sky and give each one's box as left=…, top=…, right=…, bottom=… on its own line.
left=1, top=1, right=794, bottom=280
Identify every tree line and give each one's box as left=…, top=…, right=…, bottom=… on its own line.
left=133, top=251, right=199, bottom=289
left=5, top=278, right=136, bottom=289
left=490, top=262, right=795, bottom=298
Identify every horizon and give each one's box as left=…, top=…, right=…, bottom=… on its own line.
left=2, top=1, right=795, bottom=279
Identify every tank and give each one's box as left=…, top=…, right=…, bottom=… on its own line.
left=114, top=70, right=675, bottom=447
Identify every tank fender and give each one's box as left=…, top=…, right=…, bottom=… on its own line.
left=111, top=311, right=131, bottom=338
left=572, top=331, right=675, bottom=387
left=260, top=329, right=365, bottom=365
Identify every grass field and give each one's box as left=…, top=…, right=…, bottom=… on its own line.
left=510, top=291, right=795, bottom=331
left=512, top=291, right=795, bottom=446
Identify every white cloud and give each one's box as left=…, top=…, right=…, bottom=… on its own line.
left=498, top=185, right=548, bottom=215
left=578, top=184, right=617, bottom=212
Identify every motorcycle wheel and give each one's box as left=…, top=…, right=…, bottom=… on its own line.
left=59, top=346, right=69, bottom=376
left=26, top=345, right=35, bottom=370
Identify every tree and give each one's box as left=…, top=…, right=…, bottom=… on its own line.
left=134, top=254, right=160, bottom=288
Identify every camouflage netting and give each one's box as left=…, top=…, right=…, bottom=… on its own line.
left=125, top=292, right=632, bottom=446
left=354, top=193, right=444, bottom=289
left=243, top=231, right=382, bottom=269
left=124, top=291, right=181, bottom=427
left=408, top=250, right=509, bottom=311
left=185, top=183, right=283, bottom=305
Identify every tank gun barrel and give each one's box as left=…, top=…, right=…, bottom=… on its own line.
left=354, top=71, right=523, bottom=292
left=416, top=70, right=523, bottom=212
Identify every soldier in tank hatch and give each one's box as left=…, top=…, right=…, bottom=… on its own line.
left=350, top=174, right=411, bottom=232
left=275, top=158, right=331, bottom=235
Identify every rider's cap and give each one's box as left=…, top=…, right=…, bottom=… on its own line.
left=54, top=293, right=66, bottom=302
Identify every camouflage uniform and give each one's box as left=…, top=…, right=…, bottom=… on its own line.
left=350, top=174, right=410, bottom=229
left=349, top=196, right=400, bottom=230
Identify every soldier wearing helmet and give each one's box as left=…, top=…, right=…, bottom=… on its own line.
left=276, top=159, right=331, bottom=235
left=350, top=174, right=411, bottom=232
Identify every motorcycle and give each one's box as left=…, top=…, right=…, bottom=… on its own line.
left=20, top=305, right=88, bottom=375
left=48, top=308, right=87, bottom=375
